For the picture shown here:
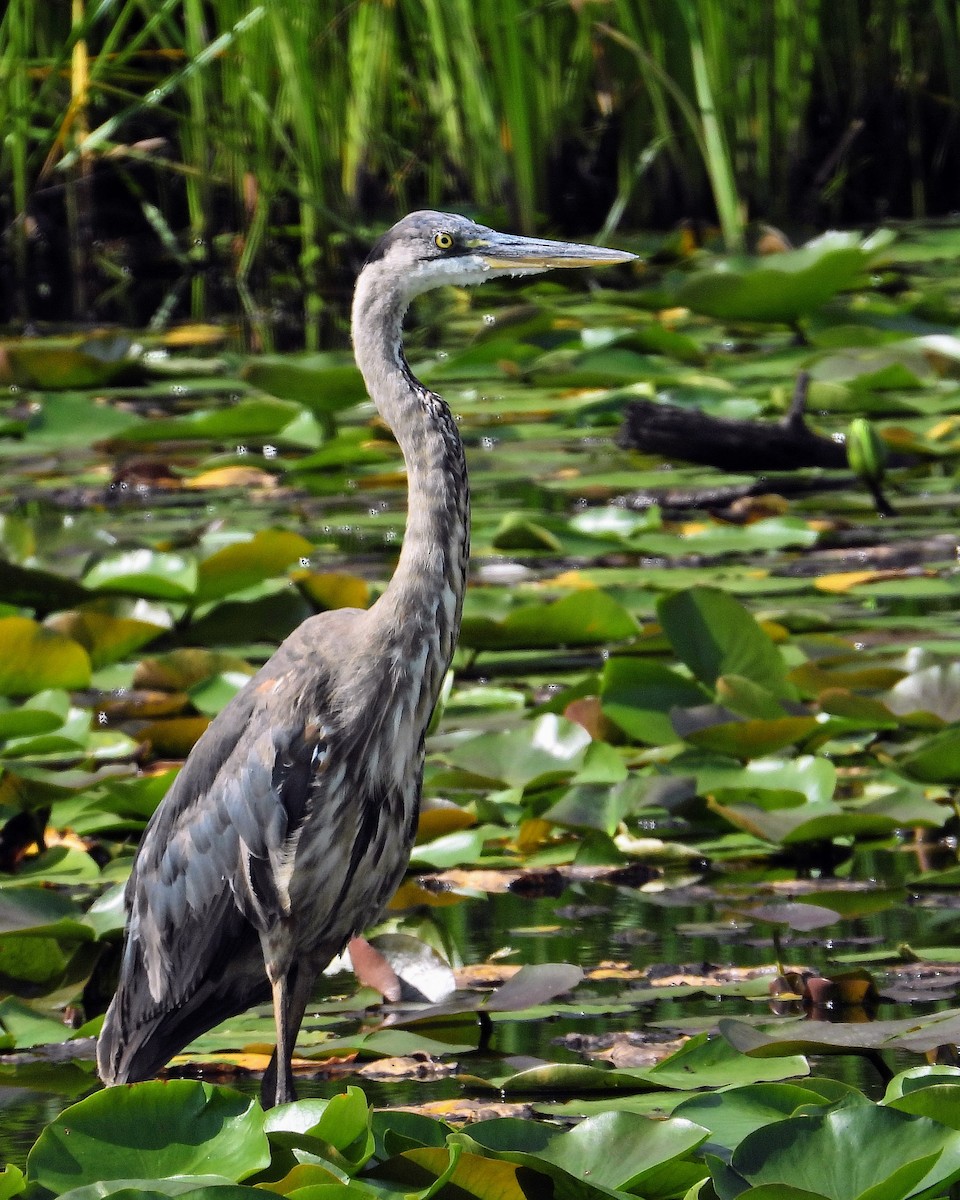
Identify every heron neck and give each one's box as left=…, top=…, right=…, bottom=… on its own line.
left=351, top=272, right=470, bottom=679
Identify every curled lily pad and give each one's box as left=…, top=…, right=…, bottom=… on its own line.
left=673, top=230, right=894, bottom=323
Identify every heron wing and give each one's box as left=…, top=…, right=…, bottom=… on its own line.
left=126, top=621, right=348, bottom=1007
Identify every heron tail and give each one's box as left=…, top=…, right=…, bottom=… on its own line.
left=97, top=923, right=267, bottom=1086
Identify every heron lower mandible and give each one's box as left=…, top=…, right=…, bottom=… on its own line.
left=97, top=212, right=634, bottom=1107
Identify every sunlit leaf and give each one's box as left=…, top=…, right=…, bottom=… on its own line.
left=726, top=1103, right=960, bottom=1199
left=659, top=588, right=793, bottom=699
left=460, top=590, right=638, bottom=651
left=119, top=396, right=322, bottom=447
left=438, top=715, right=592, bottom=789
left=195, top=530, right=314, bottom=602
left=0, top=619, right=91, bottom=696
left=84, top=550, right=198, bottom=601
left=887, top=663, right=960, bottom=723
left=27, top=1082, right=270, bottom=1191
left=672, top=230, right=894, bottom=323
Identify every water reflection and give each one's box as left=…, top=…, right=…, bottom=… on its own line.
left=0, top=856, right=954, bottom=1165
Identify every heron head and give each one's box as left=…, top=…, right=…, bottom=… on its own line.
left=363, top=211, right=635, bottom=299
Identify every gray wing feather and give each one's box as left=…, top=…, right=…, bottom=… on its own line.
left=127, top=638, right=336, bottom=1007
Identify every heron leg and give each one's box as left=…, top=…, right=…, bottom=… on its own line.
left=262, top=963, right=314, bottom=1108
left=265, top=966, right=296, bottom=1108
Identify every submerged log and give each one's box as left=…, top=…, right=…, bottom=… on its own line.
left=616, top=373, right=848, bottom=471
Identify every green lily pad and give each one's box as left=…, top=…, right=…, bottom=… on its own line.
left=659, top=587, right=793, bottom=699
left=84, top=550, right=198, bottom=601
left=5, top=335, right=140, bottom=389
left=459, top=589, right=638, bottom=651
left=119, top=396, right=322, bottom=447
left=601, top=658, right=709, bottom=745
left=726, top=1103, right=960, bottom=1199
left=242, top=352, right=366, bottom=413
left=898, top=727, right=960, bottom=783
left=438, top=714, right=591, bottom=789
left=27, top=1081, right=271, bottom=1192
left=673, top=230, right=894, bottom=324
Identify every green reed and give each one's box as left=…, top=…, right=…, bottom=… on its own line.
left=3, top=0, right=960, bottom=328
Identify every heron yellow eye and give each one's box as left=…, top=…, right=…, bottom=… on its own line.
left=434, top=231, right=454, bottom=251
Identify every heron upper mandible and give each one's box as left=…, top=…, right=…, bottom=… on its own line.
left=97, top=212, right=634, bottom=1107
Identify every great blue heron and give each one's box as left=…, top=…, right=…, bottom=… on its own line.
left=97, top=211, right=634, bottom=1107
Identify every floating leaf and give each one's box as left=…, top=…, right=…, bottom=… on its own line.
left=195, top=530, right=313, bottom=602
left=485, top=964, right=584, bottom=1011
left=460, top=590, right=638, bottom=651
left=724, top=1103, right=960, bottom=1200
left=0, top=619, right=91, bottom=696
left=5, top=335, right=139, bottom=389
left=119, top=396, right=322, bottom=448
left=27, top=1082, right=270, bottom=1192
left=601, top=658, right=709, bottom=745
left=899, top=728, right=960, bottom=783
left=673, top=230, right=894, bottom=323
left=438, top=715, right=591, bottom=789
left=84, top=550, right=198, bottom=601
left=297, top=571, right=369, bottom=611
left=46, top=608, right=165, bottom=669
left=242, top=352, right=365, bottom=413
left=659, top=588, right=793, bottom=698
left=490, top=514, right=564, bottom=552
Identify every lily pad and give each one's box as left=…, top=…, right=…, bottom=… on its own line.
left=84, top=550, right=198, bottom=601
left=460, top=589, right=638, bottom=651
left=673, top=230, right=894, bottom=324
left=27, top=1081, right=271, bottom=1192
left=0, top=619, right=91, bottom=696
left=658, top=587, right=793, bottom=699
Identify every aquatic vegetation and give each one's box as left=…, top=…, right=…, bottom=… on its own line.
left=1, top=225, right=960, bottom=1183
